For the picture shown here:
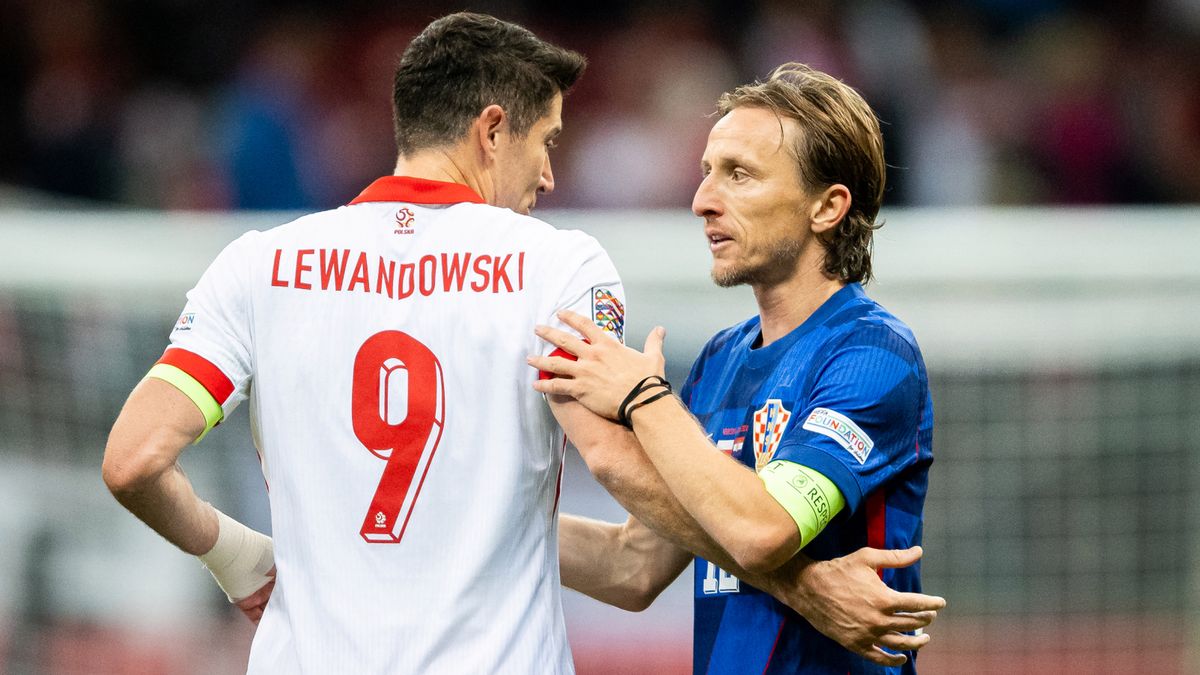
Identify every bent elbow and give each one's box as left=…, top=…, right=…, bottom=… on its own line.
left=102, top=455, right=143, bottom=497
left=612, top=594, right=654, bottom=613
left=581, top=453, right=618, bottom=490
left=102, top=441, right=167, bottom=498
left=733, top=551, right=782, bottom=576
left=731, top=532, right=796, bottom=576
left=572, top=438, right=627, bottom=491
left=614, top=574, right=671, bottom=613
left=631, top=574, right=674, bottom=612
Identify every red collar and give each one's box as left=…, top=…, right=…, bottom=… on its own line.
left=349, top=176, right=485, bottom=205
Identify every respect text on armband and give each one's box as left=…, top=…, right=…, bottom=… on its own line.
left=270, top=248, right=526, bottom=298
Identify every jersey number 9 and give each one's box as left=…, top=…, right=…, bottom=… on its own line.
left=351, top=331, right=445, bottom=543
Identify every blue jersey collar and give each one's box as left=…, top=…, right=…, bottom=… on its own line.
left=745, top=283, right=865, bottom=369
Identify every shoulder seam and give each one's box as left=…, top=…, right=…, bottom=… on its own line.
left=822, top=312, right=920, bottom=363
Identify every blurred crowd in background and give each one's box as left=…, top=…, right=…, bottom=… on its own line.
left=2, top=4, right=1200, bottom=673
left=1, top=0, right=1198, bottom=212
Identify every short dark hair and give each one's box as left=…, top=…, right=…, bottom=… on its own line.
left=718, top=63, right=886, bottom=284
left=392, top=13, right=587, bottom=156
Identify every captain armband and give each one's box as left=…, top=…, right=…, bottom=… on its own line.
left=759, top=460, right=846, bottom=551
left=145, top=363, right=224, bottom=443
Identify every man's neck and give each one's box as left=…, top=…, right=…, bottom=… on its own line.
left=752, top=268, right=845, bottom=347
left=393, top=148, right=489, bottom=201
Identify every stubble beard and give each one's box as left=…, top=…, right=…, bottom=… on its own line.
left=711, top=234, right=807, bottom=288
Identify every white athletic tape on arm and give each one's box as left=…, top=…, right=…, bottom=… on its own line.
left=199, top=508, right=274, bottom=602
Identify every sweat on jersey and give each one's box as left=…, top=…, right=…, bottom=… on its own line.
left=680, top=283, right=934, bottom=675
left=156, top=176, right=626, bottom=674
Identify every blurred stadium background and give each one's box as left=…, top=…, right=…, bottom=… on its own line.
left=1, top=0, right=1199, bottom=673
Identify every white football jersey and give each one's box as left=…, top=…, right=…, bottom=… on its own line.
left=160, top=177, right=626, bottom=674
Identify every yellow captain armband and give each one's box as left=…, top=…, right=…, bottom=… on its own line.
left=759, top=460, right=846, bottom=551
left=146, top=363, right=224, bottom=443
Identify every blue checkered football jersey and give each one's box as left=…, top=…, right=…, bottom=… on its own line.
left=680, top=283, right=934, bottom=675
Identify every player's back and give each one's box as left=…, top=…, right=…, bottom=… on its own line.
left=170, top=178, right=621, bottom=673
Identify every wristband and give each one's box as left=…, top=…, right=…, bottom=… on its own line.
left=617, top=375, right=672, bottom=428
left=623, top=387, right=674, bottom=426
left=199, top=508, right=275, bottom=602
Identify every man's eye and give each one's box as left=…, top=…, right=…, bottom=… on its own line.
left=732, top=168, right=749, bottom=181
left=546, top=140, right=558, bottom=150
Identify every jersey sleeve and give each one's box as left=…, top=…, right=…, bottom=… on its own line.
left=679, top=337, right=715, bottom=408
left=542, top=231, right=625, bottom=353
left=157, top=231, right=259, bottom=420
left=772, top=325, right=925, bottom=514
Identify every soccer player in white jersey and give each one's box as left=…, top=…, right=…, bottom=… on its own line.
left=103, top=13, right=600, bottom=674
left=104, top=11, right=942, bottom=674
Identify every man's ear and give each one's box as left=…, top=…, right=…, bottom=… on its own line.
left=810, top=184, right=851, bottom=236
left=475, top=104, right=507, bottom=163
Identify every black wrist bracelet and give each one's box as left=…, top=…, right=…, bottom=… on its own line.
left=617, top=375, right=672, bottom=428
left=617, top=376, right=662, bottom=423
left=622, top=387, right=674, bottom=427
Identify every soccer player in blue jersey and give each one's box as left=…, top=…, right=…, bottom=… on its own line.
left=537, top=62, right=941, bottom=673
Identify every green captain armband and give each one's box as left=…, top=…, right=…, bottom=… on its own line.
left=146, top=363, right=224, bottom=443
left=759, top=460, right=846, bottom=551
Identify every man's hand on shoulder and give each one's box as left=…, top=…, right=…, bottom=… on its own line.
left=764, top=546, right=946, bottom=667
left=531, top=310, right=666, bottom=421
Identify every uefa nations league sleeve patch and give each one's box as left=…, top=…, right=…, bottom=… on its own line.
left=802, top=408, right=874, bottom=464
left=591, top=287, right=625, bottom=341
left=173, top=312, right=196, bottom=332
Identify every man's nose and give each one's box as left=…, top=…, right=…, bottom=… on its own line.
left=692, top=174, right=719, bottom=217
left=539, top=156, right=555, bottom=194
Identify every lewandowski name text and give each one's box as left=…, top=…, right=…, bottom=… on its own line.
left=270, top=248, right=525, bottom=297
